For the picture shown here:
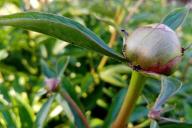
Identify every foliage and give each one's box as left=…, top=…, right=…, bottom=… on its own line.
left=0, top=0, right=192, bottom=128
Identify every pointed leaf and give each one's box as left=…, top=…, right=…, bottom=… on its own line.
left=14, top=94, right=34, bottom=128
left=162, top=7, right=189, bottom=30
left=1, top=110, right=18, bottom=128
left=103, top=88, right=127, bottom=127
left=59, top=89, right=88, bottom=128
left=35, top=95, right=55, bottom=128
left=56, top=56, right=70, bottom=78
left=152, top=77, right=182, bottom=111
left=81, top=73, right=94, bottom=93
left=150, top=120, right=159, bottom=128
left=61, top=77, right=82, bottom=107
left=0, top=12, right=125, bottom=62
left=0, top=100, right=18, bottom=128
left=41, top=59, right=56, bottom=78
left=56, top=94, right=75, bottom=124
left=100, top=64, right=131, bottom=87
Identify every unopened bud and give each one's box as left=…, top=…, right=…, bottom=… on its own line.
left=123, top=24, right=182, bottom=75
left=45, top=77, right=60, bottom=92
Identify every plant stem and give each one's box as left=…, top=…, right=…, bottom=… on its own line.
left=60, top=89, right=90, bottom=128
left=112, top=71, right=146, bottom=128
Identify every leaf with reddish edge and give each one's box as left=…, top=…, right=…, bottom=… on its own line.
left=148, top=77, right=182, bottom=119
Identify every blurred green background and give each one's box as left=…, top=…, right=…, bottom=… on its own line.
left=0, top=0, right=192, bottom=128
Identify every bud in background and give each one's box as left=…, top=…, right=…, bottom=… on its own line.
left=123, top=24, right=182, bottom=75
left=44, top=77, right=60, bottom=92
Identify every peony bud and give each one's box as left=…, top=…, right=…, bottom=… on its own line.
left=45, top=77, right=60, bottom=92
left=123, top=24, right=182, bottom=75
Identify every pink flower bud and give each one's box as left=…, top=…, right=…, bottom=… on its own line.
left=123, top=24, right=182, bottom=75
left=44, top=77, right=60, bottom=92
left=148, top=109, right=161, bottom=119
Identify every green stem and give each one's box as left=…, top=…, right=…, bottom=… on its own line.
left=112, top=71, right=147, bottom=128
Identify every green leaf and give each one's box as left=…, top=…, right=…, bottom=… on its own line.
left=40, top=59, right=56, bottom=78
left=150, top=120, right=159, bottom=128
left=14, top=94, right=34, bottom=128
left=81, top=73, right=94, bottom=93
left=58, top=90, right=87, bottom=128
left=103, top=88, right=127, bottom=127
left=35, top=95, right=55, bottom=128
left=56, top=94, right=75, bottom=125
left=56, top=56, right=70, bottom=78
left=61, top=77, right=83, bottom=108
left=152, top=77, right=182, bottom=111
left=160, top=122, right=192, bottom=128
left=1, top=111, right=18, bottom=128
left=0, top=12, right=125, bottom=62
left=82, top=85, right=103, bottom=110
left=100, top=64, right=131, bottom=87
left=162, top=7, right=189, bottom=30
left=184, top=103, right=192, bottom=123
left=62, top=44, right=88, bottom=58
left=129, top=106, right=148, bottom=122
left=0, top=99, right=18, bottom=128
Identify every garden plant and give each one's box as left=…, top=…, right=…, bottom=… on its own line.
left=0, top=0, right=192, bottom=128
